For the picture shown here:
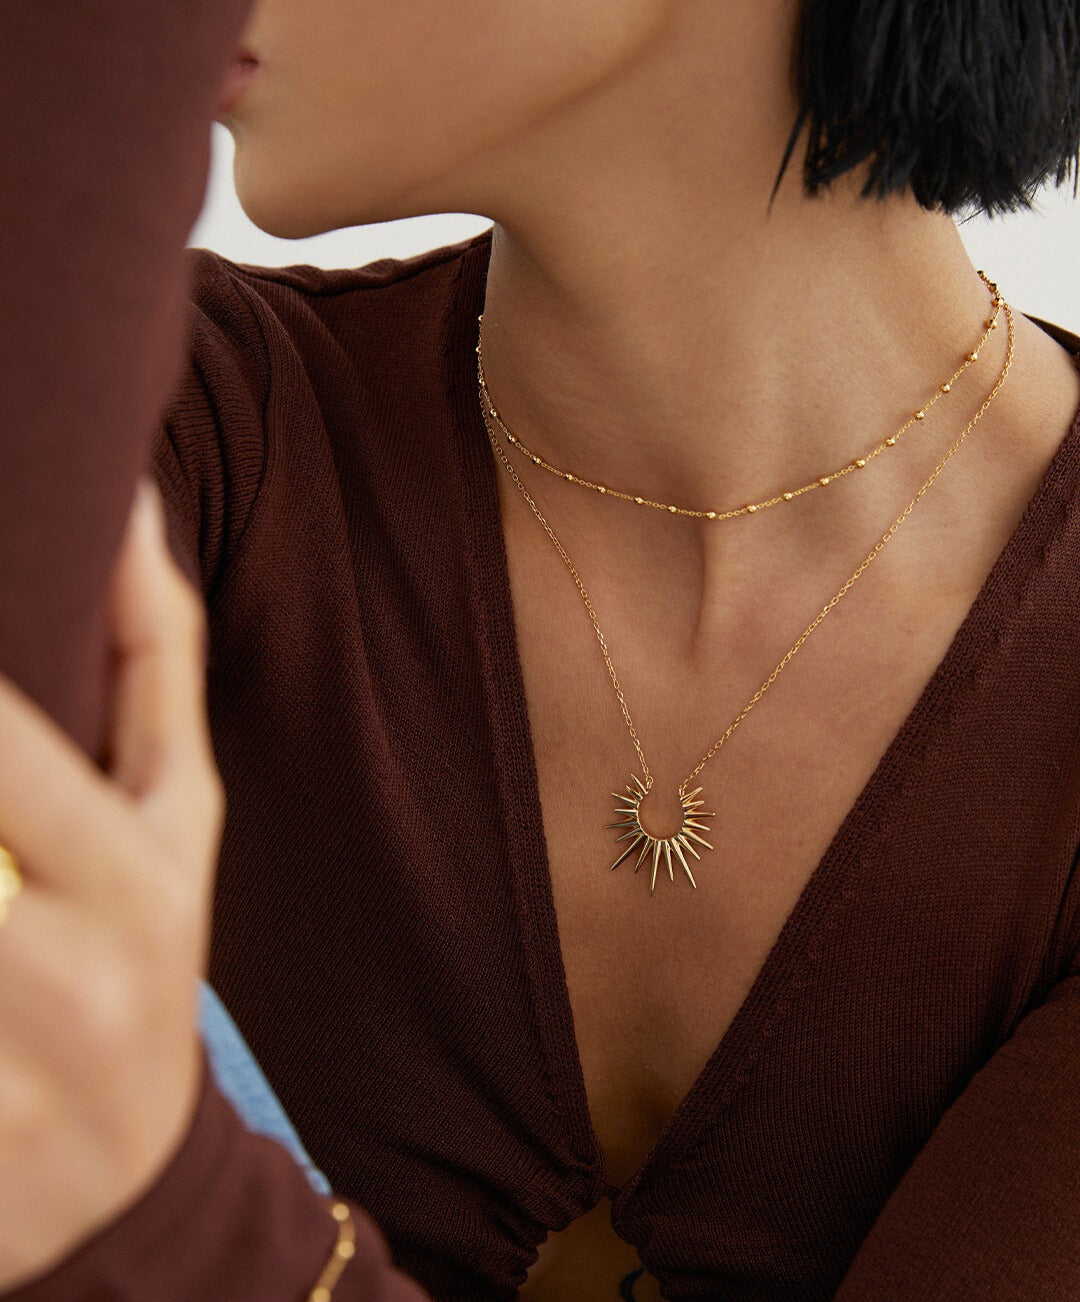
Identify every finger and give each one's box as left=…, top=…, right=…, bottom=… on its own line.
left=0, top=667, right=131, bottom=897
left=105, top=479, right=215, bottom=802
left=0, top=889, right=91, bottom=1052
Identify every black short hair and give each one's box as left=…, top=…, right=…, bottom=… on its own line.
left=771, top=0, right=1080, bottom=218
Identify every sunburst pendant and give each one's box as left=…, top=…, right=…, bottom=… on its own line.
left=606, top=773, right=716, bottom=895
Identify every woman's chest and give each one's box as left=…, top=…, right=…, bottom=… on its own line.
left=487, top=326, right=1080, bottom=1195
left=511, top=565, right=972, bottom=1168
left=508, top=580, right=985, bottom=1300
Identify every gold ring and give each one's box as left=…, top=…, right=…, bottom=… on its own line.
left=0, top=845, right=22, bottom=928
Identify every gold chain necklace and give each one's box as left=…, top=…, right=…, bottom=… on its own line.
left=476, top=286, right=1015, bottom=895
left=478, top=271, right=1002, bottom=521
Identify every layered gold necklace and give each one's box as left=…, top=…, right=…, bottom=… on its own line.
left=476, top=272, right=1014, bottom=895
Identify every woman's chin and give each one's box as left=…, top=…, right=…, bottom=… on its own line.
left=229, top=134, right=471, bottom=239
left=231, top=161, right=337, bottom=240
left=239, top=201, right=329, bottom=241
left=232, top=158, right=414, bottom=240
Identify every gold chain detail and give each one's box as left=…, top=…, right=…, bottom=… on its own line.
left=477, top=272, right=1002, bottom=520
left=308, top=1201, right=357, bottom=1302
left=477, top=285, right=1015, bottom=800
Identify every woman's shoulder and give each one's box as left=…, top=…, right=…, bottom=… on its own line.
left=182, top=226, right=494, bottom=360
left=158, top=228, right=495, bottom=602
left=188, top=225, right=491, bottom=291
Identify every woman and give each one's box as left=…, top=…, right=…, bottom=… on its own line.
left=1, top=2, right=1079, bottom=1299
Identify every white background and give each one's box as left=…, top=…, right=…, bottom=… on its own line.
left=191, top=125, right=1079, bottom=334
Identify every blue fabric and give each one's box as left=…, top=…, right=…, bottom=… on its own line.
left=197, top=980, right=331, bottom=1195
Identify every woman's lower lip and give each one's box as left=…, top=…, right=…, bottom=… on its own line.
left=215, top=58, right=261, bottom=117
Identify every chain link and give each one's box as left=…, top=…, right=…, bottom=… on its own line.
left=477, top=281, right=1014, bottom=801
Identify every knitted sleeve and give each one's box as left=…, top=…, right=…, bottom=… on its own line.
left=1, top=1051, right=431, bottom=1302
left=834, top=910, right=1080, bottom=1300
left=0, top=1, right=254, bottom=762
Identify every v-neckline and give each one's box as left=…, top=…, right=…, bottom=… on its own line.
left=445, top=232, right=1080, bottom=1218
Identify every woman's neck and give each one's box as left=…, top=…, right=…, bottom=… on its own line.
left=465, top=3, right=993, bottom=497
left=478, top=198, right=993, bottom=513
left=456, top=0, right=1066, bottom=661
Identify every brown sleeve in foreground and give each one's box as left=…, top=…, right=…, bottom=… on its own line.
left=0, top=0, right=252, bottom=762
left=0, top=1052, right=431, bottom=1302
left=0, top=8, right=435, bottom=1296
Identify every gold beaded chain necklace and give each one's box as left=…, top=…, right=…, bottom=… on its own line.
left=478, top=271, right=1003, bottom=520
left=476, top=279, right=1015, bottom=896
